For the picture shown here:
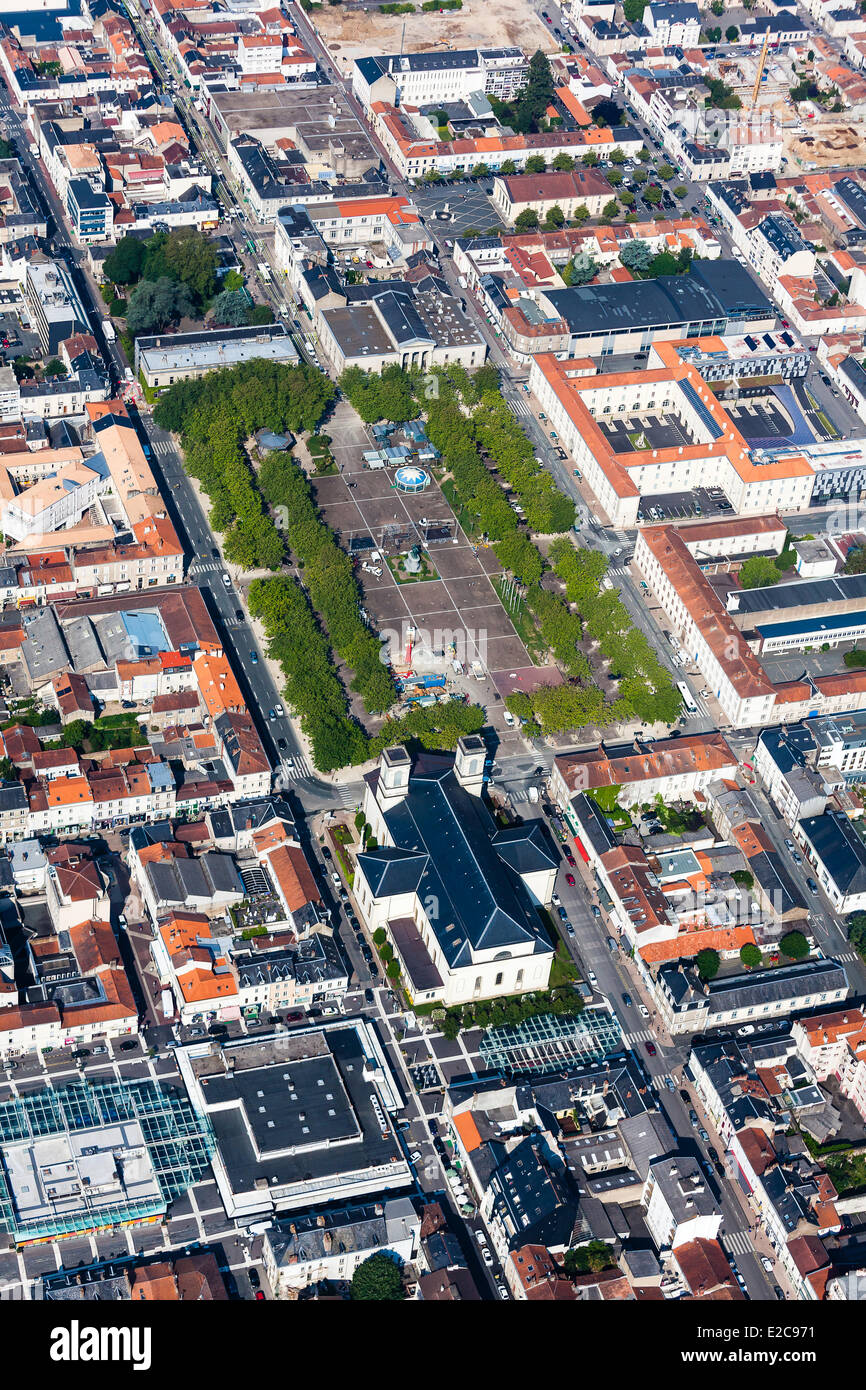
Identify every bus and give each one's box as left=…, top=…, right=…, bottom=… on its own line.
left=677, top=680, right=698, bottom=716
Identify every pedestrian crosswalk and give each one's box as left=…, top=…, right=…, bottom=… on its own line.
left=331, top=780, right=364, bottom=810
left=836, top=951, right=858, bottom=964
left=152, top=438, right=174, bottom=457
left=724, top=1230, right=756, bottom=1260
left=608, top=566, right=628, bottom=578
left=277, top=754, right=312, bottom=783
left=624, top=1028, right=655, bottom=1047
left=191, top=559, right=222, bottom=576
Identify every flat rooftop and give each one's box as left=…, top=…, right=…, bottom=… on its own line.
left=4, top=1120, right=162, bottom=1226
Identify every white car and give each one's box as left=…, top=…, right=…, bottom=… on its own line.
left=737, top=1024, right=756, bottom=1036
left=552, top=892, right=561, bottom=907
left=761, top=1256, right=774, bottom=1273
left=482, top=1247, right=494, bottom=1266
left=331, top=871, right=341, bottom=887
left=274, top=703, right=284, bottom=717
left=638, top=1004, right=650, bottom=1019
left=409, top=1149, right=422, bottom=1165
left=475, top=1230, right=487, bottom=1247
left=588, top=971, right=598, bottom=987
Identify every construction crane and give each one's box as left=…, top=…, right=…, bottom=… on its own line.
left=751, top=30, right=771, bottom=109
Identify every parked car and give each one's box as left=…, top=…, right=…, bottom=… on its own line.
left=565, top=872, right=575, bottom=886
left=638, top=1004, right=649, bottom=1019
left=699, top=1126, right=710, bottom=1143
left=249, top=1268, right=260, bottom=1289
left=664, top=1076, right=675, bottom=1091
left=587, top=970, right=597, bottom=987
left=761, top=1256, right=774, bottom=1273
left=482, top=1247, right=494, bottom=1266
left=564, top=849, right=576, bottom=867
left=255, top=1290, right=266, bottom=1301
left=557, top=906, right=568, bottom=923
left=120, top=1040, right=138, bottom=1051
left=688, top=1109, right=699, bottom=1127
left=590, top=905, right=601, bottom=919
left=475, top=1230, right=487, bottom=1247
left=807, top=877, right=819, bottom=895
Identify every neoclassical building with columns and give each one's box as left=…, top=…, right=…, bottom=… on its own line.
left=353, top=739, right=557, bottom=1007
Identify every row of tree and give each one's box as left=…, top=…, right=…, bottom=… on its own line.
left=247, top=576, right=369, bottom=773
left=257, top=452, right=397, bottom=714
left=549, top=540, right=681, bottom=725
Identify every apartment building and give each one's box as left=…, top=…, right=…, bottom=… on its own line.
left=352, top=48, right=528, bottom=111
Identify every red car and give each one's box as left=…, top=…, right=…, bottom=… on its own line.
left=564, top=850, right=576, bottom=867
left=644, top=1041, right=657, bottom=1057
left=565, top=873, right=576, bottom=886
left=255, top=1290, right=266, bottom=1301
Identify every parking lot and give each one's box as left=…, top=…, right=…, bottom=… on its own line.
left=637, top=485, right=734, bottom=523
left=411, top=182, right=505, bottom=239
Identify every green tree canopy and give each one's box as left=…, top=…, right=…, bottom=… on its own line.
left=524, top=153, right=547, bottom=174
left=780, top=930, right=809, bottom=960
left=740, top=942, right=763, bottom=969
left=513, top=49, right=555, bottom=133
left=515, top=208, right=540, bottom=231
left=696, top=947, right=720, bottom=980
left=552, top=152, right=575, bottom=170
left=103, top=234, right=146, bottom=286
left=350, top=1253, right=405, bottom=1301
left=620, top=238, right=655, bottom=273
left=126, top=277, right=197, bottom=335
left=544, top=204, right=565, bottom=229
left=210, top=290, right=249, bottom=326
left=739, top=556, right=782, bottom=589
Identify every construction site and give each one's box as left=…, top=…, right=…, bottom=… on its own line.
left=310, top=0, right=558, bottom=71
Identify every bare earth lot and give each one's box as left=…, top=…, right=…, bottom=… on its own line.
left=312, top=0, right=558, bottom=71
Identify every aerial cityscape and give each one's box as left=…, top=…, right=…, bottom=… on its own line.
left=0, top=0, right=864, bottom=1336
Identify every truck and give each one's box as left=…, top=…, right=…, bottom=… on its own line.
left=101, top=318, right=116, bottom=343
left=457, top=275, right=468, bottom=289
left=471, top=659, right=485, bottom=680
left=161, top=988, right=175, bottom=1020
left=528, top=786, right=539, bottom=804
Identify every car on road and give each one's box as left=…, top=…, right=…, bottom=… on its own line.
left=498, top=1285, right=509, bottom=1299
left=222, top=573, right=231, bottom=587
left=482, top=1247, right=494, bottom=1266
left=557, top=906, right=568, bottom=922
left=255, top=1290, right=265, bottom=1301
left=235, top=609, right=243, bottom=622
left=688, top=1109, right=699, bottom=1127
left=699, top=1126, right=710, bottom=1143
left=563, top=849, right=576, bottom=867
left=784, top=838, right=795, bottom=851
left=250, top=650, right=258, bottom=663
left=587, top=970, right=597, bottom=987
left=644, top=1041, right=657, bottom=1056
left=475, top=1230, right=487, bottom=1246
left=622, top=992, right=632, bottom=1007
left=369, top=963, right=380, bottom=980
left=806, top=877, right=819, bottom=895
left=638, top=1004, right=649, bottom=1019
left=590, top=905, right=601, bottom=919
left=249, top=1268, right=260, bottom=1289
left=565, top=872, right=575, bottom=886
left=269, top=709, right=276, bottom=721
left=277, top=737, right=287, bottom=750
left=664, top=1076, right=675, bottom=1091
left=566, top=923, right=575, bottom=937
left=72, top=1048, right=90, bottom=1059
left=274, top=703, right=284, bottom=717
left=551, top=891, right=561, bottom=907
left=792, top=850, right=802, bottom=864
left=761, top=1256, right=774, bottom=1273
